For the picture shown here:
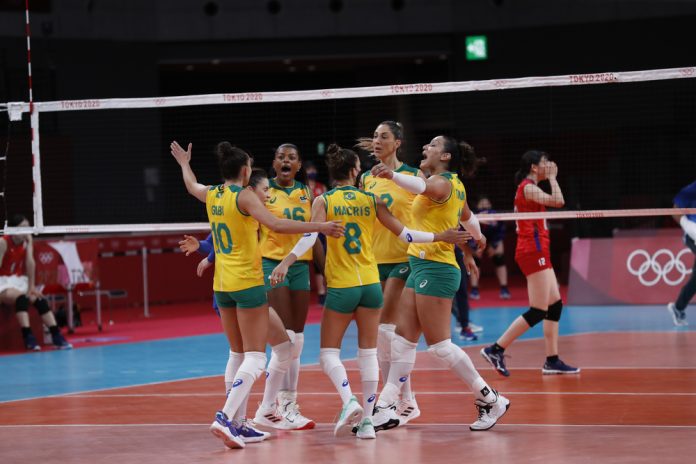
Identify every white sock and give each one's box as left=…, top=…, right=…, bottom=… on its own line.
left=225, top=351, right=244, bottom=392
left=358, top=348, right=379, bottom=420
left=427, top=339, right=496, bottom=403
left=378, top=335, right=417, bottom=407
left=283, top=331, right=303, bottom=393
left=261, top=340, right=292, bottom=409
left=377, top=323, right=396, bottom=384
left=402, top=377, right=414, bottom=401
left=222, top=351, right=266, bottom=419
left=226, top=351, right=250, bottom=421
left=320, top=347, right=353, bottom=404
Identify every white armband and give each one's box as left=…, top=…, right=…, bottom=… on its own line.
left=290, top=233, right=318, bottom=258
left=461, top=213, right=483, bottom=240
left=398, top=227, right=434, bottom=243
left=680, top=216, right=696, bottom=241
left=392, top=172, right=426, bottom=194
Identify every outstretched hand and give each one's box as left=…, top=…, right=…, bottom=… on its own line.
left=319, top=221, right=345, bottom=238
left=170, top=141, right=192, bottom=165
left=179, top=235, right=200, bottom=256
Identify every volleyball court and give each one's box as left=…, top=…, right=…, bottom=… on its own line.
left=1, top=66, right=696, bottom=463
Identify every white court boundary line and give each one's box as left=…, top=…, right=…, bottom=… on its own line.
left=1, top=330, right=693, bottom=405
left=1, top=423, right=694, bottom=429
left=65, top=391, right=696, bottom=398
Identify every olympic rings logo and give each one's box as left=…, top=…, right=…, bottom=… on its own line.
left=626, top=248, right=693, bottom=287
left=39, top=252, right=54, bottom=264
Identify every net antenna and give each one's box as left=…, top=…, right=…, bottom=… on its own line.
left=3, top=66, right=696, bottom=235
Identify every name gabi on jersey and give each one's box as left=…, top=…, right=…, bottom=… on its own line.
left=211, top=205, right=224, bottom=216
left=333, top=205, right=371, bottom=216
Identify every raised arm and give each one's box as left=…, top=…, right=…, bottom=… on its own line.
left=238, top=189, right=343, bottom=237
left=523, top=161, right=564, bottom=208
left=170, top=141, right=208, bottom=203
left=371, top=163, right=451, bottom=202
left=375, top=196, right=468, bottom=245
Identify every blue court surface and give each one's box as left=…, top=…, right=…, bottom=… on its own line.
left=0, top=305, right=691, bottom=403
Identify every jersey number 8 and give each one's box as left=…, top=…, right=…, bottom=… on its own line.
left=343, top=222, right=362, bottom=254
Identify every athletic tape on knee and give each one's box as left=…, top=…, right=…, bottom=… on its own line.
left=377, top=324, right=396, bottom=362
left=319, top=348, right=343, bottom=375
left=33, top=297, right=51, bottom=315
left=545, top=300, right=563, bottom=322
left=15, top=295, right=29, bottom=313
left=292, top=332, right=304, bottom=359
left=391, top=334, right=417, bottom=364
left=492, top=253, right=505, bottom=267
left=357, top=348, right=380, bottom=382
left=427, top=339, right=463, bottom=369
left=238, top=351, right=267, bottom=382
left=268, top=340, right=292, bottom=373
left=522, top=307, right=546, bottom=327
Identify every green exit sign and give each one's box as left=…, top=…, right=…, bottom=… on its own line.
left=466, top=35, right=488, bottom=60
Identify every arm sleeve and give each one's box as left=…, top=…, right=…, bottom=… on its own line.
left=460, top=214, right=483, bottom=240
left=398, top=227, right=435, bottom=243
left=198, top=234, right=214, bottom=256
left=290, top=233, right=318, bottom=258
left=392, top=172, right=426, bottom=194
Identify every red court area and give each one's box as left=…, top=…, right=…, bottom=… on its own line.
left=1, top=332, right=694, bottom=464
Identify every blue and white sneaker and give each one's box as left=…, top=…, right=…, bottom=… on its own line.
left=481, top=346, right=510, bottom=377
left=210, top=411, right=245, bottom=449
left=459, top=327, right=478, bottom=342
left=24, top=332, right=41, bottom=351
left=52, top=332, right=73, bottom=350
left=542, top=358, right=580, bottom=375
left=236, top=418, right=270, bottom=443
left=667, top=303, right=688, bottom=326
left=469, top=288, right=480, bottom=300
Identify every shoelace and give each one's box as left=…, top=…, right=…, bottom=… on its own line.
left=476, top=403, right=492, bottom=419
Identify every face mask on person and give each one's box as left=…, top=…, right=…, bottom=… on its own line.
left=307, top=172, right=317, bottom=180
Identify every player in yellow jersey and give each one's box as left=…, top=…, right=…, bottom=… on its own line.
left=270, top=144, right=467, bottom=440
left=369, top=135, right=510, bottom=432
left=170, top=140, right=343, bottom=450
left=258, top=143, right=322, bottom=428
left=358, top=121, right=425, bottom=424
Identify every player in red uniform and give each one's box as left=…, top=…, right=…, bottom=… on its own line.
left=481, top=151, right=579, bottom=376
left=0, top=214, right=72, bottom=350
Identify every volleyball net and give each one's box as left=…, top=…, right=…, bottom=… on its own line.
left=2, top=66, right=696, bottom=236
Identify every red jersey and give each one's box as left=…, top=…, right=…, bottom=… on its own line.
left=514, top=179, right=549, bottom=255
left=0, top=236, right=27, bottom=276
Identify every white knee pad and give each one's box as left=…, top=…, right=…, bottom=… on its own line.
left=268, top=340, right=292, bottom=373
left=391, top=334, right=418, bottom=364
left=240, top=351, right=267, bottom=381
left=292, top=332, right=304, bottom=359
left=319, top=348, right=343, bottom=376
left=357, top=348, right=380, bottom=382
left=285, top=329, right=297, bottom=344
left=377, top=324, right=396, bottom=362
left=427, top=339, right=462, bottom=369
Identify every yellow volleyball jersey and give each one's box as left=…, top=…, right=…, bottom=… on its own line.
left=259, top=179, right=313, bottom=261
left=206, top=184, right=264, bottom=292
left=408, top=172, right=466, bottom=268
left=361, top=163, right=419, bottom=264
left=323, top=186, right=380, bottom=288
